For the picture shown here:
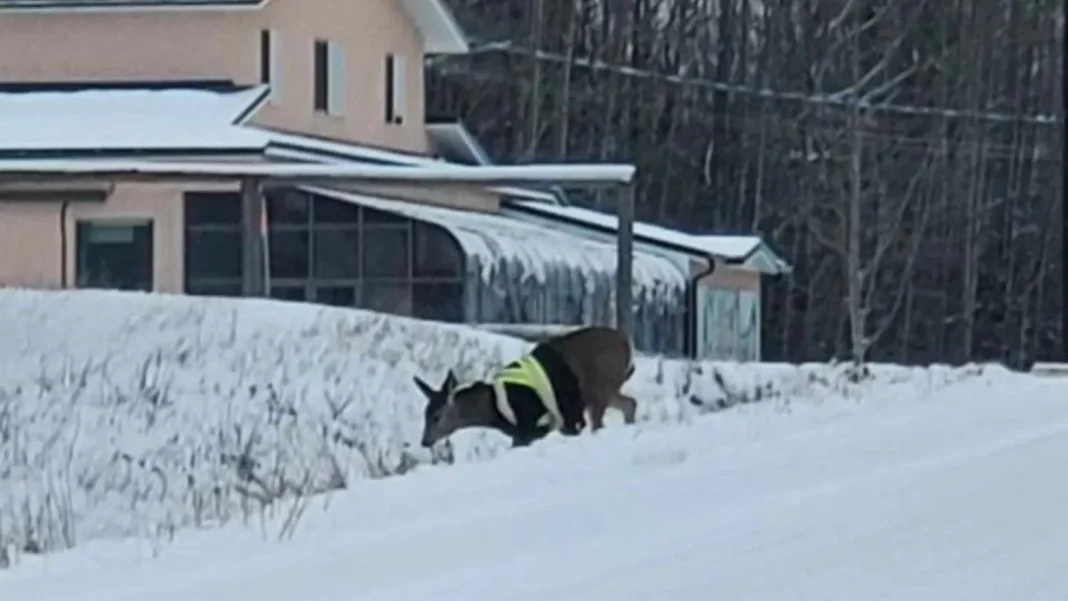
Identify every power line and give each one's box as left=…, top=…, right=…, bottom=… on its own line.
left=435, top=42, right=1057, bottom=127
left=432, top=63, right=1061, bottom=160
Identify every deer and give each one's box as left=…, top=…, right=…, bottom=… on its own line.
left=413, top=326, right=639, bottom=449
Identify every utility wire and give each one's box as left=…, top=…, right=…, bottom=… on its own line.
left=432, top=41, right=1058, bottom=127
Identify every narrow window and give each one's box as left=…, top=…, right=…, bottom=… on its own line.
left=260, top=29, right=279, bottom=100
left=384, top=54, right=395, bottom=124
left=313, top=39, right=329, bottom=112
left=385, top=53, right=406, bottom=125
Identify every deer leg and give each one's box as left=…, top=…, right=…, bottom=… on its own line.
left=587, top=398, right=608, bottom=432
left=611, top=393, right=638, bottom=425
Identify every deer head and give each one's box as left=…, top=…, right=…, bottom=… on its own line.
left=413, top=370, right=497, bottom=447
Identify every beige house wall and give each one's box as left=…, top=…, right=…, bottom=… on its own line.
left=0, top=202, right=64, bottom=289
left=0, top=182, right=239, bottom=293
left=0, top=0, right=432, bottom=153
left=698, top=263, right=762, bottom=291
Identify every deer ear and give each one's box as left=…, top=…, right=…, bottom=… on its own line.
left=443, top=370, right=458, bottom=392
left=413, top=376, right=436, bottom=399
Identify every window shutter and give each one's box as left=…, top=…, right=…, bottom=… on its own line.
left=327, top=41, right=346, bottom=116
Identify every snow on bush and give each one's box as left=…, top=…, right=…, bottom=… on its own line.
left=0, top=289, right=1006, bottom=561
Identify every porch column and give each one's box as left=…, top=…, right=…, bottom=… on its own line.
left=241, top=176, right=267, bottom=297
left=616, top=184, right=635, bottom=338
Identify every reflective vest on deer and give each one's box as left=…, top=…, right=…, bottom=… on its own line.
left=491, top=355, right=565, bottom=432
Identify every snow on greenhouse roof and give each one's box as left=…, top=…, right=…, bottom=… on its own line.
left=301, top=187, right=689, bottom=299
left=505, top=200, right=791, bottom=274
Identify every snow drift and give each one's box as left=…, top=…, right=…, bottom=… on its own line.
left=0, top=289, right=999, bottom=558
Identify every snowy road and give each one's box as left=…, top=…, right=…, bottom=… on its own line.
left=4, top=376, right=1067, bottom=601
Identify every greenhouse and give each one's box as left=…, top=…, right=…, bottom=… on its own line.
left=297, top=187, right=691, bottom=355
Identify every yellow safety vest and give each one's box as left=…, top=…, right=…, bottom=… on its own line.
left=491, top=355, right=565, bottom=431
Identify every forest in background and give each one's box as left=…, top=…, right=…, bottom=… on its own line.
left=426, top=0, right=1064, bottom=367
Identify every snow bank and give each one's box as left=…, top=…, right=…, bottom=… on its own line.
left=0, top=289, right=1010, bottom=560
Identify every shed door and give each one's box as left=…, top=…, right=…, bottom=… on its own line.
left=696, top=286, right=755, bottom=361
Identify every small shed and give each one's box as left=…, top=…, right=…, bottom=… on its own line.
left=501, top=201, right=791, bottom=361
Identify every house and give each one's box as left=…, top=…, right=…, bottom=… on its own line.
left=0, top=0, right=789, bottom=360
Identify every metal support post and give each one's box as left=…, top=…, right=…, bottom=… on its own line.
left=241, top=177, right=267, bottom=297
left=616, top=184, right=635, bottom=338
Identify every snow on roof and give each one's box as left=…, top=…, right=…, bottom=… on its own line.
left=0, top=86, right=270, bottom=153
left=301, top=187, right=688, bottom=300
left=262, top=128, right=561, bottom=203
left=505, top=200, right=791, bottom=273
left=426, top=122, right=494, bottom=166
left=260, top=127, right=445, bottom=167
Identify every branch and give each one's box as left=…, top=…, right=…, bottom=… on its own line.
left=863, top=149, right=935, bottom=302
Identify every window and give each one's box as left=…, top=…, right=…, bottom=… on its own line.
left=313, top=195, right=360, bottom=225
left=362, top=205, right=405, bottom=224
left=187, top=281, right=242, bottom=298
left=413, top=281, right=463, bottom=322
left=362, top=227, right=409, bottom=278
left=186, top=230, right=242, bottom=279
left=384, top=53, right=405, bottom=125
left=313, top=39, right=344, bottom=115
left=270, top=285, right=308, bottom=301
left=76, top=220, right=154, bottom=291
left=315, top=285, right=356, bottom=307
left=184, top=191, right=242, bottom=294
left=269, top=230, right=310, bottom=279
left=314, top=229, right=360, bottom=279
left=260, top=29, right=279, bottom=100
left=313, top=39, right=328, bottom=112
left=185, top=191, right=241, bottom=226
left=362, top=281, right=411, bottom=314
left=413, top=222, right=461, bottom=278
left=267, top=189, right=309, bottom=225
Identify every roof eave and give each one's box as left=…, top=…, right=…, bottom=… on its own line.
left=399, top=0, right=469, bottom=54
left=502, top=200, right=708, bottom=259
left=425, top=121, right=493, bottom=166
left=726, top=244, right=793, bottom=275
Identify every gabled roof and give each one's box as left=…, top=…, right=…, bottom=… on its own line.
left=0, top=0, right=471, bottom=54
left=504, top=200, right=792, bottom=274
left=0, top=84, right=270, bottom=156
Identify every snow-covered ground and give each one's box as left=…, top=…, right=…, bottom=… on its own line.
left=3, top=346, right=1066, bottom=599
left=2, top=288, right=1064, bottom=598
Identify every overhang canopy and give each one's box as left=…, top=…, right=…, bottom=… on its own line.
left=0, top=159, right=636, bottom=186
